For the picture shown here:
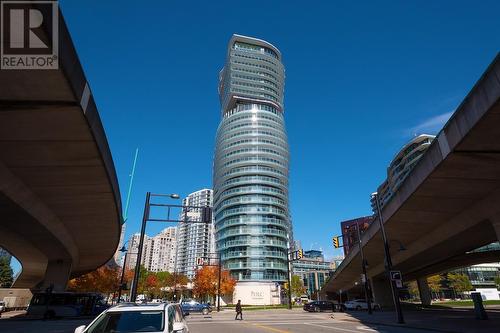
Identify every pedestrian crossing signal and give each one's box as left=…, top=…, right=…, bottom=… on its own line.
left=297, top=249, right=304, bottom=259
left=196, top=257, right=204, bottom=266
left=333, top=236, right=340, bottom=248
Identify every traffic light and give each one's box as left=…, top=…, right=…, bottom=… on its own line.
left=333, top=236, right=340, bottom=248
left=297, top=249, right=304, bottom=259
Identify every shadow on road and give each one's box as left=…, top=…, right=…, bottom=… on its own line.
left=343, top=307, right=500, bottom=333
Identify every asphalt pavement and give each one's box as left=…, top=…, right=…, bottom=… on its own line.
left=1, top=307, right=499, bottom=333
left=186, top=309, right=437, bottom=333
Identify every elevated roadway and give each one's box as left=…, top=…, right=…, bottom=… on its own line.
left=0, top=4, right=122, bottom=290
left=323, top=54, right=500, bottom=305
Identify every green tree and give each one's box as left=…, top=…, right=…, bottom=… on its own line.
left=0, top=257, right=13, bottom=288
left=407, top=281, right=419, bottom=300
left=447, top=273, right=472, bottom=297
left=495, top=276, right=500, bottom=290
left=290, top=275, right=306, bottom=297
left=427, top=275, right=443, bottom=299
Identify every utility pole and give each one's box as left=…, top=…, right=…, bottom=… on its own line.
left=287, top=252, right=292, bottom=310
left=130, top=192, right=151, bottom=302
left=129, top=193, right=210, bottom=302
left=217, top=252, right=222, bottom=312
left=372, top=192, right=404, bottom=324
left=355, top=223, right=372, bottom=314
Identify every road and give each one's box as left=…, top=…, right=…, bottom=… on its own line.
left=0, top=307, right=492, bottom=333
left=186, top=309, right=432, bottom=333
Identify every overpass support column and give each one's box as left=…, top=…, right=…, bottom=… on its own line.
left=491, top=215, right=500, bottom=242
left=417, top=277, right=431, bottom=306
left=37, top=259, right=72, bottom=292
left=370, top=277, right=394, bottom=308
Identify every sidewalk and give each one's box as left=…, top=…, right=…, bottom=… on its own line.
left=0, top=310, right=26, bottom=319
left=340, top=308, right=500, bottom=333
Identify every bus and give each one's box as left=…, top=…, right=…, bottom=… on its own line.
left=27, top=292, right=108, bottom=319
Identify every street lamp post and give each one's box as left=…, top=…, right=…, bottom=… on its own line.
left=286, top=252, right=292, bottom=310
left=217, top=252, right=222, bottom=312
left=117, top=245, right=128, bottom=304
left=130, top=192, right=180, bottom=302
left=372, top=192, right=404, bottom=324
left=354, top=223, right=372, bottom=315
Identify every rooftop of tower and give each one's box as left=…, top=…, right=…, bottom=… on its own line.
left=226, top=34, right=282, bottom=61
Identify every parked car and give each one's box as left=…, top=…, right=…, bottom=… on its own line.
left=303, top=300, right=335, bottom=312
left=0, top=301, right=5, bottom=313
left=180, top=300, right=212, bottom=315
left=74, top=303, right=189, bottom=333
left=300, top=295, right=310, bottom=303
left=344, top=299, right=381, bottom=311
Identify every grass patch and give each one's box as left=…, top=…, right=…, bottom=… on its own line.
left=433, top=300, right=500, bottom=307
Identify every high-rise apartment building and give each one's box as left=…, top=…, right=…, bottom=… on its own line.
left=213, top=35, right=291, bottom=304
left=148, top=227, right=177, bottom=273
left=176, top=189, right=215, bottom=280
left=125, top=227, right=177, bottom=273
left=125, top=233, right=141, bottom=270
left=371, top=134, right=435, bottom=212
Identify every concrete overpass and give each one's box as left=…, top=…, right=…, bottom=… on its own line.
left=322, top=53, right=500, bottom=306
left=0, top=4, right=122, bottom=290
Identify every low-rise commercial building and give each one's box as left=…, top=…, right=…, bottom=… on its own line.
left=292, top=250, right=335, bottom=296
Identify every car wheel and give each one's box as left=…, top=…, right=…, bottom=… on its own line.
left=43, top=310, right=55, bottom=320
left=314, top=306, right=320, bottom=312
left=356, top=306, right=361, bottom=311
left=202, top=308, right=209, bottom=315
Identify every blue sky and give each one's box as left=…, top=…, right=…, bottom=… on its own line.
left=14, top=0, right=500, bottom=271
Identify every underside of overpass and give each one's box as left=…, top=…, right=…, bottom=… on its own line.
left=322, top=53, right=500, bottom=305
left=0, top=5, right=122, bottom=290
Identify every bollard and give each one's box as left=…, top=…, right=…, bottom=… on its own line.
left=470, top=292, right=488, bottom=320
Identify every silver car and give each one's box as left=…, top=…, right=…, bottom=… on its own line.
left=344, top=299, right=381, bottom=311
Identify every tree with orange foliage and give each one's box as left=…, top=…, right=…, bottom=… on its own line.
left=68, top=266, right=120, bottom=294
left=193, top=266, right=236, bottom=302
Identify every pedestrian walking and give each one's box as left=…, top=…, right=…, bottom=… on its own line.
left=235, top=299, right=243, bottom=320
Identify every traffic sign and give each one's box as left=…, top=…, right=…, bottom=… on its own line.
left=390, top=270, right=402, bottom=281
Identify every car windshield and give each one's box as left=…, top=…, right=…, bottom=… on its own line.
left=85, top=311, right=164, bottom=333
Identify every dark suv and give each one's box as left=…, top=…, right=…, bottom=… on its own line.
left=303, top=300, right=335, bottom=312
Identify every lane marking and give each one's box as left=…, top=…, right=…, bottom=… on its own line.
left=304, top=323, right=361, bottom=332
left=251, top=322, right=291, bottom=333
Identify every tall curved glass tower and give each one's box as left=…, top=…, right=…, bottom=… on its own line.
left=213, top=35, right=291, bottom=286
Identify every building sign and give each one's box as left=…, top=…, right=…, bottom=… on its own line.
left=250, top=291, right=264, bottom=300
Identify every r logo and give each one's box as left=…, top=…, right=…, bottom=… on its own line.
left=1, top=1, right=58, bottom=69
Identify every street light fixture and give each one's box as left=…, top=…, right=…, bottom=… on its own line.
left=117, top=244, right=128, bottom=304
left=371, top=192, right=404, bottom=324
left=130, top=192, right=180, bottom=302
left=129, top=192, right=213, bottom=302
